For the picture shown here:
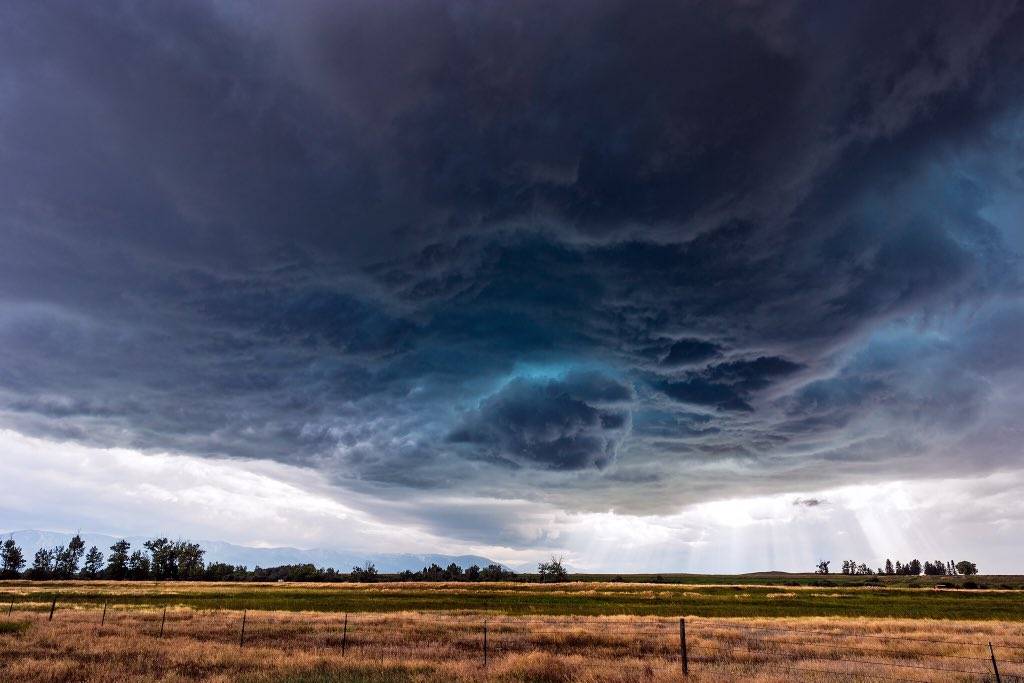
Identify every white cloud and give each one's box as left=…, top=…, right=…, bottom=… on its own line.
left=524, top=474, right=1024, bottom=573
left=0, top=429, right=413, bottom=551
left=2, top=428, right=1022, bottom=573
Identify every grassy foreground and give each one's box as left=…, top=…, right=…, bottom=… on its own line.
left=2, top=579, right=1023, bottom=620
left=2, top=607, right=1022, bottom=682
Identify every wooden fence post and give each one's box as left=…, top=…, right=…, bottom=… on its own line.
left=483, top=621, right=489, bottom=669
left=7, top=600, right=12, bottom=617
left=48, top=596, right=56, bottom=621
left=341, top=613, right=348, bottom=655
left=679, top=617, right=688, bottom=676
left=990, top=642, right=1002, bottom=683
left=239, top=609, right=247, bottom=647
left=100, top=602, right=107, bottom=626
left=159, top=606, right=167, bottom=638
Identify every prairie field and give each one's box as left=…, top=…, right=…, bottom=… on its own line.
left=2, top=579, right=1022, bottom=620
left=2, top=581, right=1023, bottom=681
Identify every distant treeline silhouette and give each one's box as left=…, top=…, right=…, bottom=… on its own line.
left=0, top=534, right=538, bottom=582
left=3, top=534, right=983, bottom=581
left=814, top=558, right=979, bottom=576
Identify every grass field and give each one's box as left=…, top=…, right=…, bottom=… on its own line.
left=1, top=606, right=1022, bottom=681
left=3, top=580, right=1023, bottom=681
left=567, top=573, right=1024, bottom=588
left=2, top=579, right=1023, bottom=620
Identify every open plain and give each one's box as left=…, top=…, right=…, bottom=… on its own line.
left=2, top=580, right=1023, bottom=681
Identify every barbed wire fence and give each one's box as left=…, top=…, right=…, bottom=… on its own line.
left=4, top=599, right=1024, bottom=681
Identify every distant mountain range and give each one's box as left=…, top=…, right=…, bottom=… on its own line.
left=1, top=530, right=514, bottom=574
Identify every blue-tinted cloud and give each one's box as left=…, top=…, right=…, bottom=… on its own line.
left=449, top=372, right=633, bottom=471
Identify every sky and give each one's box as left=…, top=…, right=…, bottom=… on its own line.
left=1, top=1, right=1023, bottom=573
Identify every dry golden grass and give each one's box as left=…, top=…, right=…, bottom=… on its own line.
left=2, top=605, right=1022, bottom=682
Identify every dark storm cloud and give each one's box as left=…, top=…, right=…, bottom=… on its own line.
left=2, top=0, right=1024, bottom=531
left=448, top=372, right=633, bottom=471
left=661, top=340, right=722, bottom=368
left=652, top=356, right=804, bottom=411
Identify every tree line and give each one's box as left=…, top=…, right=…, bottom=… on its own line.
left=814, top=558, right=979, bottom=576
left=0, top=535, right=544, bottom=583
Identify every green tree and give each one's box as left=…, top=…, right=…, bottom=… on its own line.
left=144, top=538, right=177, bottom=579
left=884, top=559, right=894, bottom=575
left=480, top=563, right=508, bottom=581
left=0, top=538, right=26, bottom=578
left=815, top=560, right=830, bottom=574
left=174, top=541, right=206, bottom=579
left=81, top=546, right=104, bottom=579
left=53, top=534, right=86, bottom=578
left=538, top=556, right=568, bottom=582
left=28, top=548, right=54, bottom=579
left=955, top=560, right=978, bottom=576
left=106, top=540, right=131, bottom=580
left=127, top=550, right=150, bottom=580
left=350, top=562, right=378, bottom=582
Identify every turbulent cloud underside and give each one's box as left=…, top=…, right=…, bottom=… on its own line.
left=1, top=0, right=1023, bottom=536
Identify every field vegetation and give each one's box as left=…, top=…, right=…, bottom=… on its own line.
left=1, top=604, right=1022, bottom=682
left=2, top=580, right=1023, bottom=621
left=3, top=580, right=1023, bottom=680
left=568, top=572, right=1014, bottom=588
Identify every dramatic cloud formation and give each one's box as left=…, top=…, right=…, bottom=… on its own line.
left=1, top=1, right=1023, bottom=565
left=448, top=372, right=633, bottom=471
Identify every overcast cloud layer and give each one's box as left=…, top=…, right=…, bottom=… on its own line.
left=2, top=1, right=1023, bottom=564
